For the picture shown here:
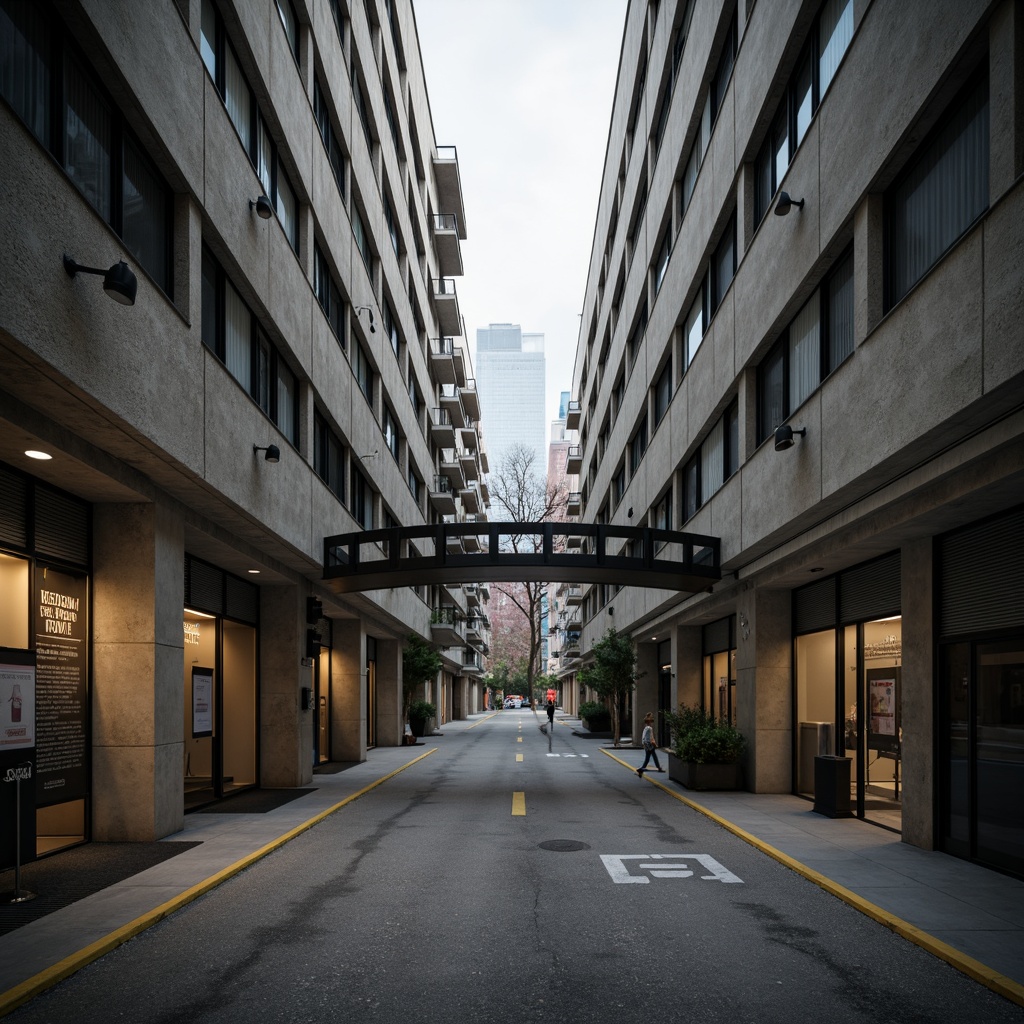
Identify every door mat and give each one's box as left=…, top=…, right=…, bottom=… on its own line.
left=0, top=841, right=202, bottom=936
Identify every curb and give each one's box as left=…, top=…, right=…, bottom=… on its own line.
left=0, top=748, right=437, bottom=1018
left=600, top=747, right=1024, bottom=1008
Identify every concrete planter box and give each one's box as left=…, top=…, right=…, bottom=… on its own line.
left=668, top=752, right=743, bottom=791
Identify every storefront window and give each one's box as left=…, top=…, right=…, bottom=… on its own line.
left=795, top=629, right=836, bottom=796
left=0, top=553, right=30, bottom=648
left=860, top=617, right=902, bottom=830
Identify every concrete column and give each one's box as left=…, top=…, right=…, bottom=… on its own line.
left=260, top=586, right=310, bottom=786
left=736, top=589, right=792, bottom=793
left=92, top=502, right=183, bottom=841
left=672, top=624, right=702, bottom=709
left=633, top=641, right=660, bottom=744
left=332, top=620, right=366, bottom=760
left=991, top=0, right=1024, bottom=199
left=901, top=538, right=935, bottom=850
left=375, top=638, right=403, bottom=747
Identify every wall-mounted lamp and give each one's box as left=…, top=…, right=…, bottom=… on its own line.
left=250, top=195, right=274, bottom=220
left=774, top=425, right=806, bottom=451
left=359, top=450, right=379, bottom=460
left=607, top=606, right=614, bottom=616
left=63, top=254, right=137, bottom=305
left=774, top=191, right=805, bottom=216
left=253, top=444, right=281, bottom=463
left=355, top=305, right=376, bottom=333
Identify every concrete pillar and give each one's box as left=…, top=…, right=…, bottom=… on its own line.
left=736, top=588, right=792, bottom=793
left=854, top=194, right=884, bottom=339
left=901, top=538, right=935, bottom=850
left=672, top=624, right=702, bottom=709
left=375, top=638, right=403, bottom=747
left=260, top=586, right=310, bottom=786
left=332, top=620, right=366, bottom=760
left=92, top=502, right=183, bottom=841
left=633, top=640, right=660, bottom=744
left=991, top=0, right=1024, bottom=198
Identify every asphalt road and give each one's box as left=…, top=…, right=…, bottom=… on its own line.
left=9, top=711, right=1024, bottom=1023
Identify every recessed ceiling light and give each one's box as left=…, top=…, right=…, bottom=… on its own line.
left=809, top=567, right=824, bottom=573
left=247, top=569, right=261, bottom=574
left=25, top=450, right=52, bottom=460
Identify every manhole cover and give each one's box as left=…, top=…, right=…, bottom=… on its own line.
left=538, top=840, right=591, bottom=852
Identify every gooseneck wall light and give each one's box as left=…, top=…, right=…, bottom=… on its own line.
left=355, top=305, right=376, bottom=333
left=63, top=254, right=138, bottom=305
left=774, top=191, right=805, bottom=216
left=250, top=195, right=274, bottom=219
left=774, top=424, right=806, bottom=451
left=253, top=444, right=281, bottom=463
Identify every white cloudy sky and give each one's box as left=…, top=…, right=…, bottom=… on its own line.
left=413, top=0, right=627, bottom=435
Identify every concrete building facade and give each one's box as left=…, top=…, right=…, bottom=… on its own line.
left=0, top=0, right=489, bottom=861
left=564, top=0, right=1024, bottom=877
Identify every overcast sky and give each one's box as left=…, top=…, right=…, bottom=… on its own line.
left=413, top=0, right=627, bottom=437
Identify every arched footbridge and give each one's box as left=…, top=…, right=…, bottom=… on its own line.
left=323, top=522, right=720, bottom=594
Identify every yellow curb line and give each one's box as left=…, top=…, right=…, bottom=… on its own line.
left=601, top=748, right=1024, bottom=1008
left=0, top=748, right=438, bottom=1019
left=464, top=713, right=499, bottom=729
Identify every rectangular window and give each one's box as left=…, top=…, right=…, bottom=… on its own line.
left=825, top=248, right=854, bottom=372
left=224, top=42, right=252, bottom=152
left=383, top=405, right=399, bottom=462
left=758, top=344, right=786, bottom=444
left=788, top=294, right=820, bottom=412
left=655, top=489, right=673, bottom=531
left=314, top=410, right=345, bottom=501
left=384, top=299, right=400, bottom=357
left=202, top=245, right=298, bottom=444
left=711, top=213, right=736, bottom=312
left=819, top=0, right=854, bottom=95
left=612, top=464, right=626, bottom=505
left=64, top=53, right=111, bottom=220
left=314, top=244, right=346, bottom=346
left=408, top=466, right=421, bottom=503
left=886, top=72, right=988, bottom=309
left=685, top=289, right=704, bottom=367
left=653, top=360, right=672, bottom=427
left=350, top=465, right=373, bottom=529
left=683, top=455, right=699, bottom=521
left=276, top=0, right=299, bottom=62
left=630, top=416, right=648, bottom=474
left=352, top=204, right=372, bottom=274
left=385, top=195, right=400, bottom=255
left=276, top=167, right=298, bottom=252
left=701, top=418, right=724, bottom=502
left=353, top=340, right=374, bottom=408
left=725, top=401, right=739, bottom=479
left=314, top=80, right=346, bottom=198
left=654, top=230, right=671, bottom=294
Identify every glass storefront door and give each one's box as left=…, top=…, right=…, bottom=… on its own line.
left=940, top=636, right=1024, bottom=877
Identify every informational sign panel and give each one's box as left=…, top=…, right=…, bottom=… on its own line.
left=1, top=659, right=35, bottom=750
left=34, top=568, right=89, bottom=806
left=192, top=668, right=214, bottom=738
left=867, top=667, right=900, bottom=755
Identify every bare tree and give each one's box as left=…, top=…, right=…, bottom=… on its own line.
left=487, top=443, right=568, bottom=704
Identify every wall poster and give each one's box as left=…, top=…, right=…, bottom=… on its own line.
left=1, top=654, right=35, bottom=751
left=34, top=566, right=88, bottom=807
left=867, top=667, right=901, bottom=755
left=192, top=668, right=213, bottom=738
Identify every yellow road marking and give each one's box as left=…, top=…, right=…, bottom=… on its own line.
left=598, top=748, right=1024, bottom=1008
left=512, top=791, right=526, bottom=816
left=516, top=754, right=523, bottom=763
left=517, top=736, right=522, bottom=743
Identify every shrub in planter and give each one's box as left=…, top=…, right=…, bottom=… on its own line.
left=408, top=699, right=437, bottom=737
left=663, top=703, right=745, bottom=765
left=579, top=700, right=610, bottom=732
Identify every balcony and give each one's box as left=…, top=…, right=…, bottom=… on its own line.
left=464, top=583, right=481, bottom=609
left=432, top=147, right=467, bottom=245
left=566, top=444, right=583, bottom=475
left=460, top=482, right=482, bottom=514
left=565, top=400, right=581, bottom=431
left=565, top=585, right=583, bottom=606
left=432, top=213, right=463, bottom=277
left=429, top=475, right=457, bottom=516
left=430, top=406, right=456, bottom=448
left=432, top=277, right=461, bottom=336
left=439, top=449, right=465, bottom=489
left=479, top=449, right=489, bottom=474
left=458, top=447, right=479, bottom=482
left=430, top=337, right=457, bottom=385
left=430, top=605, right=465, bottom=647
left=460, top=378, right=480, bottom=420
left=459, top=424, right=478, bottom=451
left=478, top=479, right=490, bottom=506
left=439, top=383, right=466, bottom=428
left=566, top=491, right=582, bottom=516
left=452, top=341, right=468, bottom=387
left=446, top=531, right=464, bottom=554
left=462, top=650, right=484, bottom=675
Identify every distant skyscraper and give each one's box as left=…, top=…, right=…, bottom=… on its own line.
left=476, top=324, right=547, bottom=488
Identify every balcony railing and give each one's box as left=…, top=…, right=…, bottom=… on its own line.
left=565, top=400, right=581, bottom=430
left=566, top=445, right=583, bottom=474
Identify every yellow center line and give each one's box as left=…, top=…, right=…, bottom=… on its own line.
left=512, top=791, right=526, bottom=816
left=516, top=753, right=523, bottom=762
left=516, top=736, right=522, bottom=743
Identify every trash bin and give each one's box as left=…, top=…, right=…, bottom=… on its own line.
left=813, top=755, right=852, bottom=818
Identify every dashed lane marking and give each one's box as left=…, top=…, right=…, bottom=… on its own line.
left=512, top=791, right=526, bottom=816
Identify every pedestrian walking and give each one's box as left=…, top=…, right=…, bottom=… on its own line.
left=637, top=712, right=663, bottom=776
left=546, top=699, right=555, bottom=727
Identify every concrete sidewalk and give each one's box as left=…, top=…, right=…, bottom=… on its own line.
left=1, top=714, right=1022, bottom=1015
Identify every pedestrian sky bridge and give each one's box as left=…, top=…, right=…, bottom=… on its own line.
left=322, top=522, right=720, bottom=594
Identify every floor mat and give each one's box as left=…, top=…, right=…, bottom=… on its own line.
left=0, top=841, right=201, bottom=936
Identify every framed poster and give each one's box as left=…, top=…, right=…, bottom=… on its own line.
left=866, top=667, right=900, bottom=755
left=1, top=652, right=35, bottom=751
left=192, top=668, right=213, bottom=738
